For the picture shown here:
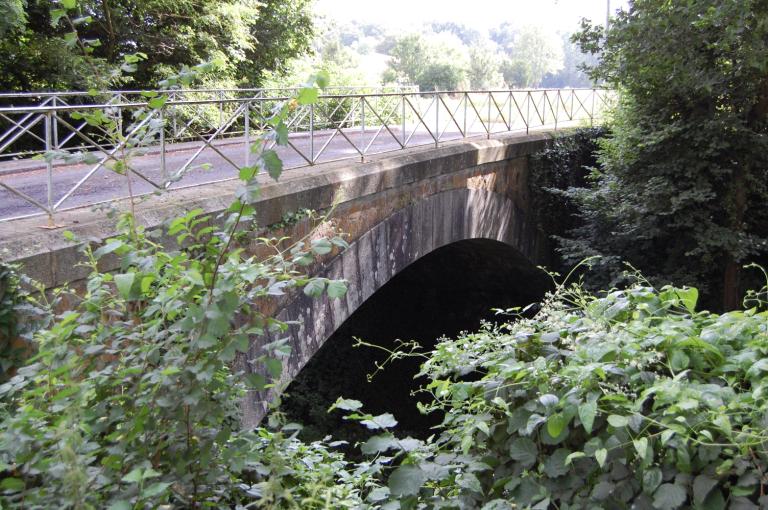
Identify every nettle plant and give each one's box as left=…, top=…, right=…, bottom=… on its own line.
left=0, top=45, right=365, bottom=510
left=339, top=269, right=768, bottom=509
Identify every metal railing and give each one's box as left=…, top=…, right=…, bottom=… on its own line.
left=0, top=88, right=612, bottom=224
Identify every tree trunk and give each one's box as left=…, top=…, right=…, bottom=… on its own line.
left=723, top=76, right=768, bottom=310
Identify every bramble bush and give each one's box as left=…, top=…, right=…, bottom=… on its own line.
left=331, top=267, right=768, bottom=509
left=0, top=61, right=373, bottom=506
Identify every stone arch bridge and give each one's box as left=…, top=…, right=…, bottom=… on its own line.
left=2, top=131, right=563, bottom=425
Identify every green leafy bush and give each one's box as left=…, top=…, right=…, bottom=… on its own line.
left=352, top=273, right=768, bottom=508
left=0, top=75, right=366, bottom=508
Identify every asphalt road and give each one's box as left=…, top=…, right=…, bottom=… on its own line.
left=0, top=125, right=508, bottom=221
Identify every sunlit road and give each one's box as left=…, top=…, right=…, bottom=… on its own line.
left=0, top=125, right=507, bottom=220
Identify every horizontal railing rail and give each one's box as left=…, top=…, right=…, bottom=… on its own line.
left=0, top=88, right=612, bottom=224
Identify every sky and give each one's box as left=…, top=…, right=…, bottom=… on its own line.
left=315, top=0, right=629, bottom=34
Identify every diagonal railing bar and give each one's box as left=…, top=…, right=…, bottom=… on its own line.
left=361, top=96, right=405, bottom=153
left=0, top=113, right=46, bottom=154
left=0, top=111, right=45, bottom=146
left=494, top=92, right=514, bottom=131
left=402, top=96, right=438, bottom=147
left=489, top=92, right=510, bottom=133
left=315, top=99, right=367, bottom=161
left=437, top=94, right=467, bottom=139
left=0, top=180, right=51, bottom=214
left=167, top=102, right=249, bottom=186
left=571, top=91, right=590, bottom=119
left=53, top=96, right=123, bottom=151
left=511, top=93, right=528, bottom=127
left=177, top=120, right=244, bottom=175
left=0, top=97, right=53, bottom=146
left=465, top=94, right=490, bottom=135
left=557, top=91, right=573, bottom=121
left=543, top=91, right=556, bottom=126
left=307, top=99, right=362, bottom=162
left=528, top=92, right=545, bottom=125
left=53, top=112, right=163, bottom=209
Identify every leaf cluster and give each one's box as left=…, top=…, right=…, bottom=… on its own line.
left=360, top=278, right=768, bottom=508
left=0, top=77, right=357, bottom=509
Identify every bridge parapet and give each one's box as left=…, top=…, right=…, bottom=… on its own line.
left=0, top=88, right=610, bottom=223
left=0, top=129, right=569, bottom=424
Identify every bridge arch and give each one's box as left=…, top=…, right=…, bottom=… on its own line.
left=243, top=186, right=550, bottom=425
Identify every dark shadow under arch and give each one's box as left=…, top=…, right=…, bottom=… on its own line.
left=279, top=238, right=550, bottom=441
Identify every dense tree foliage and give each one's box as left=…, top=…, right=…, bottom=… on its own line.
left=565, top=0, right=768, bottom=310
left=0, top=0, right=313, bottom=90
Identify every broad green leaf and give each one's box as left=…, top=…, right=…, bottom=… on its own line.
left=314, top=70, right=330, bottom=89
left=264, top=357, right=282, bottom=379
left=143, top=481, right=171, bottom=497
left=360, top=434, right=399, bottom=455
left=148, top=95, right=168, bottom=109
left=653, top=483, right=687, bottom=510
left=676, top=287, right=699, bottom=313
left=539, top=394, right=558, bottom=408
left=303, top=278, right=326, bottom=297
left=670, top=349, right=690, bottom=371
left=93, top=240, right=123, bottom=258
left=607, top=414, right=629, bottom=428
left=458, top=472, right=483, bottom=493
left=508, top=438, right=537, bottom=467
left=297, top=87, right=319, bottom=105
left=187, top=269, right=204, bottom=287
left=360, top=413, right=398, bottom=430
left=114, top=273, right=136, bottom=300
left=579, top=401, right=597, bottom=433
left=633, top=437, right=649, bottom=459
left=643, top=467, right=663, bottom=494
left=330, top=398, right=363, bottom=412
left=326, top=280, right=348, bottom=299
left=262, top=150, right=282, bottom=180
left=546, top=413, right=567, bottom=438
left=275, top=123, right=289, bottom=145
left=543, top=448, right=571, bottom=478
left=388, top=465, right=424, bottom=496
left=50, top=8, right=66, bottom=27
left=121, top=468, right=144, bottom=483
left=310, top=238, right=333, bottom=255
left=239, top=166, right=258, bottom=181
left=107, top=502, right=131, bottom=510
left=0, top=477, right=24, bottom=491
left=245, top=372, right=267, bottom=390
left=693, top=474, right=717, bottom=505
left=61, top=0, right=77, bottom=9
left=595, top=448, right=608, bottom=468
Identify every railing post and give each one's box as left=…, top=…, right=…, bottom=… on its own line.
left=508, top=91, right=512, bottom=132
left=52, top=97, right=59, bottom=149
left=555, top=90, right=560, bottom=130
left=44, top=111, right=54, bottom=226
left=463, top=92, right=467, bottom=136
left=402, top=94, right=406, bottom=146
left=435, top=92, right=439, bottom=148
left=159, top=107, right=167, bottom=180
left=309, top=103, right=315, bottom=164
left=360, top=97, right=365, bottom=162
left=487, top=92, right=491, bottom=139
left=591, top=89, right=596, bottom=127
left=171, top=91, right=178, bottom=140
left=526, top=92, right=530, bottom=134
left=222, top=90, right=226, bottom=128
left=244, top=102, right=250, bottom=167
